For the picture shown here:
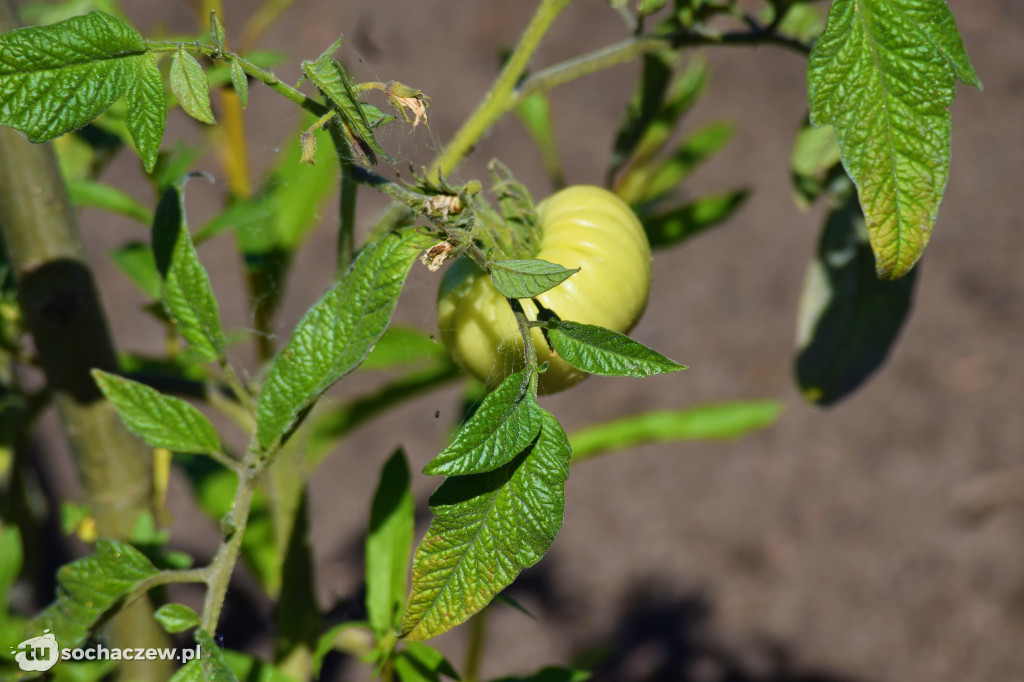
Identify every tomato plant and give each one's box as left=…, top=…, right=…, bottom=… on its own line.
left=438, top=185, right=652, bottom=393
left=0, top=0, right=984, bottom=681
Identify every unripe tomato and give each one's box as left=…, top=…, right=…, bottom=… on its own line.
left=437, top=185, right=652, bottom=393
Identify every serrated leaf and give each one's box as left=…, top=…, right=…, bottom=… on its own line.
left=110, top=242, right=161, bottom=299
left=367, top=449, right=414, bottom=636
left=490, top=668, right=591, bottom=682
left=795, top=191, right=917, bottom=405
left=395, top=641, right=461, bottom=681
left=230, top=59, right=248, bottom=108
left=547, top=321, right=686, bottom=378
left=93, top=370, right=221, bottom=454
left=255, top=228, right=430, bottom=451
left=642, top=190, right=748, bottom=248
left=488, top=259, right=579, bottom=299
left=67, top=178, right=153, bottom=224
left=569, top=401, right=783, bottom=462
left=423, top=368, right=540, bottom=477
left=28, top=541, right=159, bottom=648
left=808, top=0, right=980, bottom=278
left=301, top=41, right=391, bottom=164
left=401, top=408, right=571, bottom=641
left=154, top=603, right=199, bottom=633
left=0, top=11, right=148, bottom=142
left=170, top=46, right=215, bottom=125
left=152, top=178, right=226, bottom=361
left=125, top=54, right=166, bottom=173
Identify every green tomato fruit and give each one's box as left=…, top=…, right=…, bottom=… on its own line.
left=437, top=185, right=652, bottom=393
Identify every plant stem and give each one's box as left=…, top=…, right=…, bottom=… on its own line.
left=462, top=607, right=491, bottom=682
left=327, top=124, right=358, bottom=274
left=0, top=5, right=172, bottom=678
left=199, top=463, right=257, bottom=631
left=428, top=0, right=575, bottom=180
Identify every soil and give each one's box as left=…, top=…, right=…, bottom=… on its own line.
left=25, top=0, right=1024, bottom=680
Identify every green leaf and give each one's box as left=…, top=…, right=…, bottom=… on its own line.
left=209, top=10, right=226, bottom=53
left=154, top=603, right=199, bottom=634
left=311, top=622, right=372, bottom=678
left=795, top=191, right=917, bottom=405
left=569, top=401, right=783, bottom=461
left=790, top=122, right=843, bottom=209
left=170, top=46, right=216, bottom=125
left=361, top=326, right=447, bottom=371
left=125, top=54, right=167, bottom=173
left=808, top=0, right=981, bottom=278
left=308, top=361, right=461, bottom=467
left=547, top=321, right=686, bottom=378
left=394, top=642, right=461, bottom=681
left=490, top=668, right=591, bottom=682
left=92, top=369, right=221, bottom=454
left=169, top=629, right=240, bottom=682
left=152, top=177, right=227, bottom=362
left=488, top=259, right=579, bottom=299
left=221, top=648, right=300, bottom=682
left=423, top=368, right=541, bottom=476
left=642, top=190, right=748, bottom=248
left=28, top=541, right=159, bottom=648
left=0, top=11, right=148, bottom=142
left=67, top=178, right=153, bottom=224
left=366, top=449, right=415, bottom=636
left=0, top=525, right=22, bottom=613
left=609, top=52, right=676, bottom=178
left=230, top=59, right=248, bottom=108
left=401, top=408, right=571, bottom=641
left=255, top=228, right=430, bottom=451
left=635, top=121, right=733, bottom=205
left=111, top=242, right=161, bottom=300
left=301, top=38, right=391, bottom=164
left=515, top=92, right=564, bottom=189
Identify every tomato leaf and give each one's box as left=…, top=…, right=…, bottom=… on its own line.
left=111, top=242, right=161, bottom=300
left=790, top=121, right=844, bottom=209
left=361, top=326, right=448, bottom=371
left=301, top=36, right=391, bottom=164
left=169, top=629, right=240, bottom=682
left=152, top=177, right=227, bottom=362
left=93, top=370, right=221, bottom=455
left=795, top=190, right=917, bottom=405
left=393, top=642, right=461, bottom=681
left=367, top=449, right=415, bottom=637
left=67, top=178, right=154, bottom=224
left=28, top=541, right=160, bottom=649
left=636, top=121, right=734, bottom=205
left=642, top=190, right=748, bottom=249
left=230, top=58, right=248, bottom=108
left=488, top=259, right=579, bottom=299
left=256, top=228, right=430, bottom=451
left=0, top=11, right=150, bottom=142
left=124, top=54, right=166, bottom=173
left=569, top=401, right=783, bottom=462
left=546, top=321, right=686, bottom=378
left=170, top=46, right=215, bottom=125
left=154, top=603, right=199, bottom=634
left=807, top=0, right=980, bottom=278
left=401, top=408, right=570, bottom=641
left=423, top=368, right=541, bottom=477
